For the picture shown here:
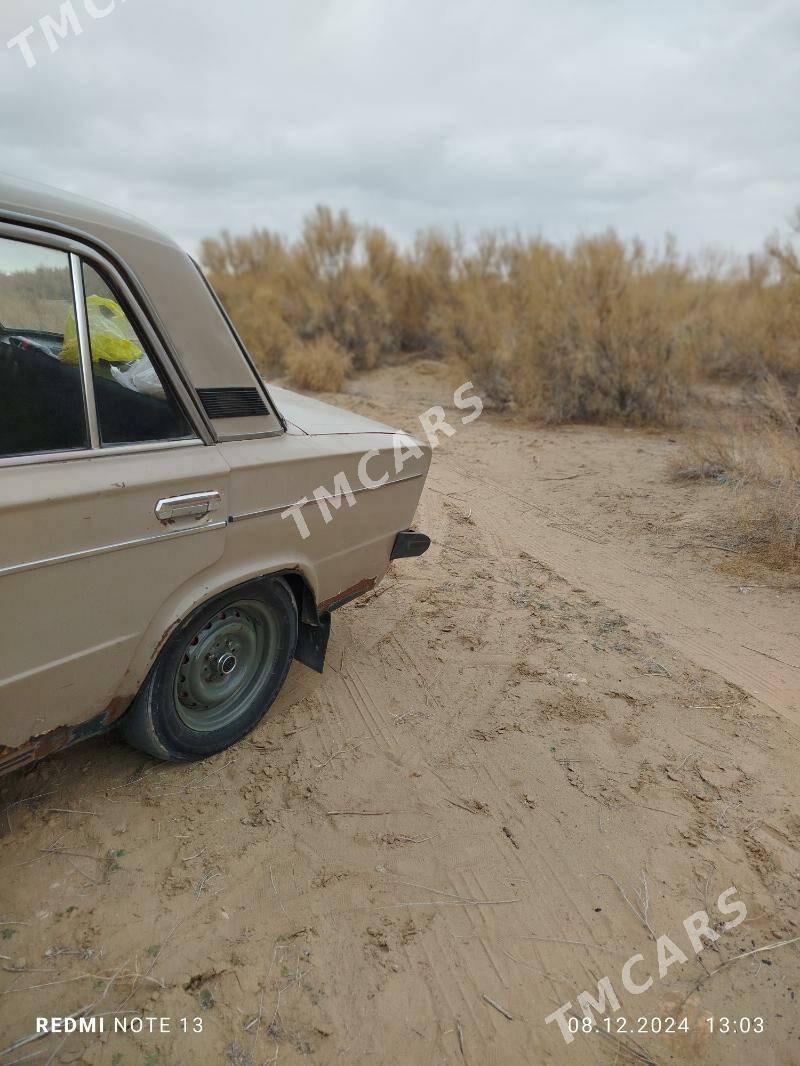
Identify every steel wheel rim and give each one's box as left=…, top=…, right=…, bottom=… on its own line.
left=173, top=599, right=278, bottom=732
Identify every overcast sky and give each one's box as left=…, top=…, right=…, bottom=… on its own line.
left=1, top=0, right=799, bottom=256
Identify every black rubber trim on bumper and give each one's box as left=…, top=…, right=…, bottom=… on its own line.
left=391, top=530, right=431, bottom=561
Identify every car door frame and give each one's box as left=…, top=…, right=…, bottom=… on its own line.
left=0, top=220, right=227, bottom=768
left=0, top=219, right=215, bottom=462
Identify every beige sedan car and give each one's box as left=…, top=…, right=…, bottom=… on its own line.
left=0, top=177, right=431, bottom=774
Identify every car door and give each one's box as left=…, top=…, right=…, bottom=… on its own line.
left=0, top=232, right=229, bottom=751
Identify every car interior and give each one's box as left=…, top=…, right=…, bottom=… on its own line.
left=0, top=319, right=194, bottom=457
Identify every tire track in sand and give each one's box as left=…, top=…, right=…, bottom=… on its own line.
left=446, top=461, right=800, bottom=725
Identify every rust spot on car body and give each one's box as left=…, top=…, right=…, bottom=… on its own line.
left=319, top=577, right=377, bottom=613
left=0, top=695, right=133, bottom=778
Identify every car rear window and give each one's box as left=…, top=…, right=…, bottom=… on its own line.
left=81, top=262, right=195, bottom=447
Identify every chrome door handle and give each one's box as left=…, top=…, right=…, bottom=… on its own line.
left=155, top=491, right=222, bottom=522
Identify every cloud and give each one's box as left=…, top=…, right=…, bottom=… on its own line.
left=1, top=0, right=799, bottom=253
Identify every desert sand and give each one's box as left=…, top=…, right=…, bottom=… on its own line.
left=1, top=361, right=798, bottom=1065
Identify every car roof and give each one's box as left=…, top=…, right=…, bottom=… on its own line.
left=0, top=173, right=176, bottom=251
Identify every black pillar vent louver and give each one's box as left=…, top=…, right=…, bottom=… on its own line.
left=197, top=387, right=269, bottom=419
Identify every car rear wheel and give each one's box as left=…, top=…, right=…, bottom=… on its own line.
left=121, top=577, right=298, bottom=761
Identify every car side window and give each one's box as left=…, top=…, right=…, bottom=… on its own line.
left=0, top=236, right=89, bottom=458
left=80, top=263, right=195, bottom=447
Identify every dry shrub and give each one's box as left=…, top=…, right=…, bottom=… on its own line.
left=694, top=212, right=800, bottom=386
left=0, top=266, right=73, bottom=332
left=283, top=337, right=352, bottom=392
left=694, top=257, right=800, bottom=386
left=202, top=207, right=403, bottom=375
left=211, top=273, right=294, bottom=374
left=202, top=206, right=800, bottom=424
left=202, top=208, right=800, bottom=571
left=199, top=230, right=295, bottom=374
left=510, top=235, right=697, bottom=423
left=736, top=434, right=800, bottom=572
left=672, top=380, right=800, bottom=572
left=426, top=233, right=700, bottom=422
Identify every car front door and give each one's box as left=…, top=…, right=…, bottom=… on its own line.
left=0, top=232, right=229, bottom=753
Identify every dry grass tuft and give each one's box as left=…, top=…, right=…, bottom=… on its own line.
left=672, top=381, right=800, bottom=572
left=283, top=336, right=352, bottom=392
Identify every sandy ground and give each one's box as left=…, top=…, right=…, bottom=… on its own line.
left=1, top=361, right=799, bottom=1066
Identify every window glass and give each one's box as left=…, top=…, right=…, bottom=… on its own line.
left=82, top=263, right=194, bottom=447
left=0, top=236, right=88, bottom=458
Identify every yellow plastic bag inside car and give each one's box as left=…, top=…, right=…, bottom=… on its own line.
left=61, top=295, right=144, bottom=366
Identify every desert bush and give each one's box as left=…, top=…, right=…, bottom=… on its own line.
left=672, top=380, right=800, bottom=572
left=0, top=266, right=73, bottom=333
left=203, top=208, right=402, bottom=374
left=691, top=211, right=800, bottom=386
left=283, top=336, right=352, bottom=392
left=424, top=233, right=700, bottom=422
left=202, top=206, right=800, bottom=416
left=515, top=235, right=698, bottom=423
left=694, top=257, right=800, bottom=385
left=203, top=207, right=800, bottom=570
left=763, top=213, right=800, bottom=384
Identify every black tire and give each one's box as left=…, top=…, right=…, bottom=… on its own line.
left=120, top=577, right=298, bottom=761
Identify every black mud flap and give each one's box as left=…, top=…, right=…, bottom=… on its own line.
left=295, top=611, right=332, bottom=674
left=391, top=529, right=431, bottom=561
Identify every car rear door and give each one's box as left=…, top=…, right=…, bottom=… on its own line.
left=0, top=230, right=229, bottom=752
